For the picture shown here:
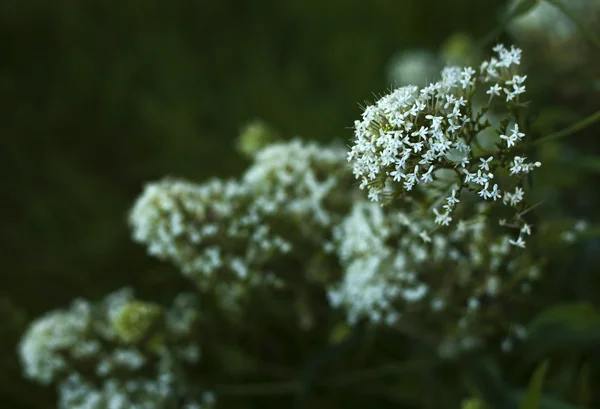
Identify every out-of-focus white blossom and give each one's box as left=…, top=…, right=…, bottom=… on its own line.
left=129, top=139, right=355, bottom=306
left=327, top=198, right=540, bottom=352
left=18, top=289, right=213, bottom=409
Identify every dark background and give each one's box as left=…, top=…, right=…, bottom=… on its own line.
left=0, top=1, right=514, bottom=407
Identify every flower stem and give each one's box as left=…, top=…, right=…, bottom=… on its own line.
left=211, top=359, right=442, bottom=396
left=213, top=380, right=301, bottom=396
left=534, top=110, right=600, bottom=145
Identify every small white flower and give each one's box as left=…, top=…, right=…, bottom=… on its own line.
left=433, top=208, right=452, bottom=226
left=478, top=182, right=490, bottom=199
left=421, top=165, right=434, bottom=183
left=486, top=83, right=502, bottom=96
left=574, top=220, right=589, bottom=232
left=463, top=170, right=475, bottom=183
left=479, top=156, right=493, bottom=171
left=509, top=236, right=526, bottom=248
left=467, top=297, right=480, bottom=310
left=506, top=75, right=527, bottom=85
left=419, top=230, right=432, bottom=243
left=444, top=94, right=456, bottom=109
left=446, top=189, right=460, bottom=207
left=489, top=184, right=502, bottom=201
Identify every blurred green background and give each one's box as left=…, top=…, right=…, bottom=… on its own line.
left=1, top=0, right=508, bottom=407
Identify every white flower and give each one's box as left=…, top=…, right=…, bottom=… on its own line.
left=489, top=184, right=502, bottom=201
left=479, top=156, right=493, bottom=171
left=486, top=83, right=502, bottom=96
left=499, top=124, right=524, bottom=148
left=446, top=189, right=461, bottom=207
left=419, top=230, right=432, bottom=243
left=510, top=156, right=541, bottom=174
left=509, top=236, right=526, bottom=248
left=478, top=182, right=490, bottom=199
left=433, top=208, right=452, bottom=226
left=463, top=170, right=475, bottom=183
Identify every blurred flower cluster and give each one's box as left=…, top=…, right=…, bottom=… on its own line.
left=19, top=288, right=214, bottom=409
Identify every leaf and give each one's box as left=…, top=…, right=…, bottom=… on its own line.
left=462, top=355, right=516, bottom=409
left=528, top=303, right=600, bottom=336
left=292, top=328, right=362, bottom=409
left=569, top=156, right=600, bottom=174
left=572, top=362, right=591, bottom=407
left=511, top=391, right=586, bottom=409
left=519, top=360, right=549, bottom=409
left=328, top=322, right=352, bottom=344
left=524, top=303, right=600, bottom=365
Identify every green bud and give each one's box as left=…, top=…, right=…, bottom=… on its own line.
left=111, top=300, right=164, bottom=344
left=441, top=32, right=476, bottom=65
left=236, top=119, right=280, bottom=157
left=461, top=397, right=487, bottom=409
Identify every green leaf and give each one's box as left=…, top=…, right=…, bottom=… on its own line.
left=569, top=156, right=600, bottom=174
left=462, top=355, right=516, bottom=409
left=520, top=361, right=550, bottom=409
left=572, top=362, right=591, bottom=407
left=525, top=303, right=600, bottom=362
left=328, top=322, right=352, bottom=344
left=512, top=391, right=586, bottom=409
left=528, top=303, right=600, bottom=335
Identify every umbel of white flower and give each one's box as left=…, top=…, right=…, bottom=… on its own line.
left=325, top=45, right=544, bottom=354
left=348, top=44, right=540, bottom=249
left=129, top=139, right=355, bottom=305
left=18, top=288, right=215, bottom=409
left=327, top=195, right=540, bottom=353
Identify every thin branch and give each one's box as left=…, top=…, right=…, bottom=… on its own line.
left=213, top=380, right=301, bottom=396
left=534, top=110, right=600, bottom=145
left=211, top=359, right=443, bottom=397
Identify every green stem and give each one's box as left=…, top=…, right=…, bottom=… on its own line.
left=212, top=359, right=442, bottom=396
left=213, top=380, right=301, bottom=396
left=544, top=0, right=600, bottom=51
left=534, top=110, right=600, bottom=145
left=324, top=360, right=441, bottom=387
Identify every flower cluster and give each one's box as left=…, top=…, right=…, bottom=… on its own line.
left=322, top=44, right=545, bottom=353
left=129, top=139, right=354, bottom=302
left=350, top=45, right=523, bottom=197
left=327, top=199, right=540, bottom=355
left=19, top=288, right=213, bottom=409
left=348, top=44, right=540, bottom=248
